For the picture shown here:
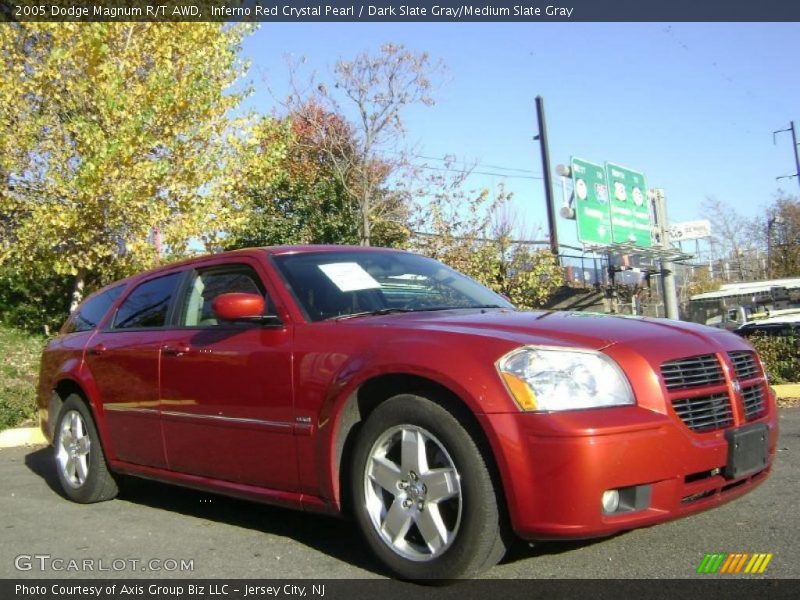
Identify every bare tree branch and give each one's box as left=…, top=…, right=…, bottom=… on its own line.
left=278, top=44, right=444, bottom=245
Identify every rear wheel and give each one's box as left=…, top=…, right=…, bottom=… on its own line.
left=351, top=394, right=505, bottom=580
left=54, top=395, right=118, bottom=503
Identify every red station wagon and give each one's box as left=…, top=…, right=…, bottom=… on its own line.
left=38, top=246, right=777, bottom=579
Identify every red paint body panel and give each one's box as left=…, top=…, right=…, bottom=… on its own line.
left=479, top=401, right=776, bottom=539
left=158, top=324, right=296, bottom=489
left=37, top=245, right=778, bottom=539
left=86, top=329, right=171, bottom=468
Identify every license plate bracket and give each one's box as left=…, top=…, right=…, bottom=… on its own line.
left=725, top=423, right=769, bottom=480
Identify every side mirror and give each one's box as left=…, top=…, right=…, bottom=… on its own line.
left=212, top=293, right=281, bottom=326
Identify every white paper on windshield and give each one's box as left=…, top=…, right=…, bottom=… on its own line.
left=318, top=262, right=382, bottom=292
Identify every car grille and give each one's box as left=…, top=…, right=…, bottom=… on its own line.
left=662, top=351, right=768, bottom=433
left=728, top=351, right=760, bottom=379
left=671, top=393, right=734, bottom=432
left=661, top=354, right=725, bottom=391
left=742, top=385, right=767, bottom=420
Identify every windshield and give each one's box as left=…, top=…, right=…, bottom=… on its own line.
left=272, top=250, right=514, bottom=321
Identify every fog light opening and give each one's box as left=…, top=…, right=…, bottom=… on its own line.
left=602, top=489, right=620, bottom=513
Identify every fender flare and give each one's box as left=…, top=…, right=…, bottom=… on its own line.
left=312, top=337, right=513, bottom=508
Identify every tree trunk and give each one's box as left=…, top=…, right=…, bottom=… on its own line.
left=360, top=192, right=371, bottom=246
left=69, top=269, right=86, bottom=314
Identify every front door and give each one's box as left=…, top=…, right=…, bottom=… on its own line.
left=158, top=261, right=297, bottom=490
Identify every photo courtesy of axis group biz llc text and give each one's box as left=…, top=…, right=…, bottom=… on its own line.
left=0, top=0, right=799, bottom=598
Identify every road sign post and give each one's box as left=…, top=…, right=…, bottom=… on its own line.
left=652, top=188, right=680, bottom=320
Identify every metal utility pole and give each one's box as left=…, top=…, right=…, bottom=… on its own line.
left=766, top=214, right=785, bottom=278
left=534, top=96, right=559, bottom=256
left=652, top=189, right=680, bottom=320
left=773, top=121, right=800, bottom=191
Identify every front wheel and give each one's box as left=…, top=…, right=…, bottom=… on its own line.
left=351, top=394, right=506, bottom=580
left=54, top=395, right=118, bottom=503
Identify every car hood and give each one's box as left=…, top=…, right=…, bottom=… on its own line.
left=354, top=309, right=742, bottom=352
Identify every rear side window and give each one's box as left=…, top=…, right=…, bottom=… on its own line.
left=113, top=272, right=181, bottom=329
left=64, top=286, right=125, bottom=333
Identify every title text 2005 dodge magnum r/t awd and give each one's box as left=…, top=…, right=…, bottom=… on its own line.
left=38, top=246, right=777, bottom=579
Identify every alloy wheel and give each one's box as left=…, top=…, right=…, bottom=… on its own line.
left=56, top=409, right=91, bottom=489
left=363, top=424, right=463, bottom=562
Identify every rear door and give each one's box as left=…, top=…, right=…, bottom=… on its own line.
left=41, top=285, right=126, bottom=440
left=85, top=271, right=183, bottom=468
left=158, top=258, right=296, bottom=490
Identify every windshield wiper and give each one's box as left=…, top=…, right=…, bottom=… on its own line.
left=328, top=304, right=509, bottom=321
left=328, top=308, right=416, bottom=321
left=459, top=304, right=508, bottom=309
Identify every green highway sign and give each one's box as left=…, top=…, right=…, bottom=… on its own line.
left=605, top=162, right=652, bottom=247
left=571, top=157, right=612, bottom=246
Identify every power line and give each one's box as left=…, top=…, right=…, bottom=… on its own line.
left=411, top=230, right=548, bottom=245
left=412, top=153, right=541, bottom=175
left=660, top=25, right=786, bottom=122
left=412, top=164, right=544, bottom=181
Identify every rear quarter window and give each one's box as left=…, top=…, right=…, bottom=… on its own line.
left=63, top=285, right=125, bottom=334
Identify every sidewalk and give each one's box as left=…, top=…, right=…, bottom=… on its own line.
left=773, top=383, right=800, bottom=398
left=774, top=384, right=800, bottom=407
left=0, top=426, right=46, bottom=449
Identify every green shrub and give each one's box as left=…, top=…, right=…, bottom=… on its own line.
left=0, top=325, right=44, bottom=431
left=0, top=268, right=72, bottom=335
left=748, top=334, right=800, bottom=384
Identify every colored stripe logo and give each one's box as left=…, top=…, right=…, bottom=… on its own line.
left=697, top=553, right=773, bottom=574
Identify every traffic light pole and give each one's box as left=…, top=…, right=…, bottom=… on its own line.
left=535, top=96, right=560, bottom=257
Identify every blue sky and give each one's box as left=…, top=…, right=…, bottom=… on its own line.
left=241, top=23, right=800, bottom=247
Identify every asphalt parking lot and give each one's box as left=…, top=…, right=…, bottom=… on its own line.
left=1, top=409, right=798, bottom=580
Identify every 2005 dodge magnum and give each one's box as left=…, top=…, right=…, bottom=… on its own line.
left=38, top=246, right=777, bottom=579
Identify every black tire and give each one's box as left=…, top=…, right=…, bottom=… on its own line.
left=53, top=394, right=118, bottom=503
left=351, top=394, right=506, bottom=580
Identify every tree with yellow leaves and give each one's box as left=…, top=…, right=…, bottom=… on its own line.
left=0, top=23, right=253, bottom=311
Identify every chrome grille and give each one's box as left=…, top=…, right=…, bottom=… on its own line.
left=729, top=351, right=760, bottom=380
left=672, top=393, right=733, bottom=432
left=742, top=385, right=766, bottom=420
left=661, top=355, right=724, bottom=391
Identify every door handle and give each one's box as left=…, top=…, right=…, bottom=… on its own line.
left=162, top=343, right=191, bottom=357
left=88, top=343, right=107, bottom=356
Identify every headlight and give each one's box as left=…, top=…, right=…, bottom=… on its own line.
left=497, top=346, right=634, bottom=412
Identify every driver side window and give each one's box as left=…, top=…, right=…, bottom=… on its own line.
left=180, top=265, right=273, bottom=327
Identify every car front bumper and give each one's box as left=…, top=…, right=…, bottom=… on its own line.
left=479, top=396, right=778, bottom=540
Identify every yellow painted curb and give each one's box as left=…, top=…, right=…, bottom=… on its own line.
left=772, top=384, right=800, bottom=399
left=0, top=427, right=47, bottom=449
